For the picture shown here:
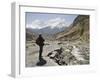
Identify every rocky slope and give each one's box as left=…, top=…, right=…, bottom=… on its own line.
left=26, top=28, right=36, bottom=41
left=56, top=15, right=89, bottom=42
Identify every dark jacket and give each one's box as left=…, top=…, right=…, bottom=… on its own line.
left=36, top=35, right=45, bottom=46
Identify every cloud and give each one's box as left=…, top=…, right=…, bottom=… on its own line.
left=26, top=24, right=33, bottom=28
left=45, top=18, right=67, bottom=29
left=26, top=18, right=68, bottom=29
left=26, top=20, right=44, bottom=29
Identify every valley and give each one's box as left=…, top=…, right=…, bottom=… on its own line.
left=26, top=15, right=90, bottom=67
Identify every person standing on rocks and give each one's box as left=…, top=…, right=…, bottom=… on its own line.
left=36, top=34, right=45, bottom=61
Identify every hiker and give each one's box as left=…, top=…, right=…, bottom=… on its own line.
left=36, top=34, right=45, bottom=61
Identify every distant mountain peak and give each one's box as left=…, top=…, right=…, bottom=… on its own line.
left=26, top=17, right=68, bottom=29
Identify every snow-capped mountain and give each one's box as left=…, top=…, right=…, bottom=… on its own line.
left=26, top=18, right=68, bottom=35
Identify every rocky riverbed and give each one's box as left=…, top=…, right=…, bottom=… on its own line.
left=47, top=41, right=89, bottom=66
left=26, top=40, right=89, bottom=67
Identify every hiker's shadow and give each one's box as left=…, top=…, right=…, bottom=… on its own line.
left=36, top=58, right=47, bottom=66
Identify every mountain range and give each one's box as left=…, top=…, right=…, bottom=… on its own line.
left=27, top=26, right=66, bottom=34
left=26, top=15, right=89, bottom=42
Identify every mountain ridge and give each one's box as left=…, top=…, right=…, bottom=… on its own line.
left=55, top=15, right=89, bottom=42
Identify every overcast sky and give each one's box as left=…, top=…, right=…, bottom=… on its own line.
left=26, top=12, right=78, bottom=29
